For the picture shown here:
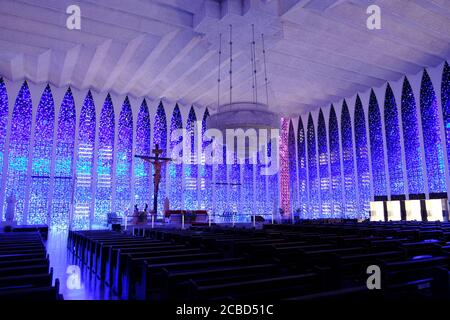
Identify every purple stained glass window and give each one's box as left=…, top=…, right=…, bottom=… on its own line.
left=318, top=110, right=330, bottom=217
left=200, top=109, right=212, bottom=212
left=442, top=62, right=450, bottom=182
left=307, top=113, right=320, bottom=218
left=297, top=116, right=308, bottom=218
left=288, top=120, right=298, bottom=217
left=280, top=118, right=290, bottom=218
left=329, top=106, right=343, bottom=217
left=341, top=101, right=357, bottom=217
left=169, top=104, right=183, bottom=209
left=185, top=106, right=199, bottom=210
left=0, top=78, right=8, bottom=212
left=153, top=101, right=167, bottom=215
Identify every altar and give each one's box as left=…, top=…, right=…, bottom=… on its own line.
left=165, top=210, right=209, bottom=224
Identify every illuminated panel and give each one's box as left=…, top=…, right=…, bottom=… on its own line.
left=52, top=88, right=76, bottom=229
left=420, top=70, right=446, bottom=193
left=386, top=200, right=401, bottom=221
left=94, top=94, right=115, bottom=227
left=73, top=91, right=95, bottom=230
left=405, top=200, right=421, bottom=221
left=442, top=62, right=450, bottom=177
left=200, top=109, right=212, bottom=212
left=215, top=145, right=227, bottom=217
left=185, top=106, right=198, bottom=210
left=341, top=101, right=357, bottom=218
left=370, top=201, right=385, bottom=222
left=28, top=85, right=55, bottom=225
left=256, top=144, right=268, bottom=218
left=318, top=110, right=331, bottom=216
left=401, top=77, right=424, bottom=195
left=288, top=120, right=298, bottom=217
left=169, top=104, right=183, bottom=209
left=368, top=90, right=387, bottom=197
left=4, top=81, right=32, bottom=224
left=229, top=154, right=240, bottom=215
left=267, top=140, right=279, bottom=219
left=384, top=84, right=405, bottom=195
left=354, top=96, right=370, bottom=218
left=0, top=79, right=8, bottom=213
left=297, top=117, right=308, bottom=218
left=115, top=97, right=133, bottom=217
left=242, top=159, right=253, bottom=221
left=134, top=100, right=152, bottom=209
left=425, top=199, right=445, bottom=222
left=279, top=118, right=290, bottom=218
left=329, top=106, right=343, bottom=218
left=153, top=101, right=167, bottom=215
left=307, top=113, right=320, bottom=218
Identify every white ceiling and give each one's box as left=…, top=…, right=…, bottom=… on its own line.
left=1, top=0, right=450, bottom=116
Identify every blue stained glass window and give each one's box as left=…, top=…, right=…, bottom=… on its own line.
left=328, top=106, right=343, bottom=217
left=384, top=84, right=405, bottom=195
left=368, top=90, right=387, bottom=197
left=4, top=81, right=33, bottom=225
left=115, top=97, right=133, bottom=217
left=354, top=96, right=370, bottom=218
left=52, top=88, right=76, bottom=230
left=134, top=100, right=152, bottom=209
left=420, top=70, right=446, bottom=193
left=0, top=79, right=8, bottom=213
left=318, top=110, right=331, bottom=216
left=28, top=85, right=55, bottom=225
left=341, top=101, right=357, bottom=217
left=256, top=144, right=268, bottom=219
left=307, top=113, right=320, bottom=218
left=185, top=106, right=199, bottom=210
left=73, top=91, right=95, bottom=230
left=242, top=159, right=253, bottom=221
left=297, top=117, right=308, bottom=218
left=215, top=145, right=227, bottom=218
left=401, top=77, right=424, bottom=195
left=267, top=140, right=279, bottom=219
left=169, top=104, right=183, bottom=209
left=442, top=62, right=450, bottom=182
left=153, top=101, right=167, bottom=215
left=94, top=94, right=115, bottom=227
left=200, top=109, right=212, bottom=212
left=229, top=153, right=241, bottom=215
left=288, top=120, right=298, bottom=216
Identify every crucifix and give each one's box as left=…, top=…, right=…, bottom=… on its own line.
left=135, top=144, right=172, bottom=215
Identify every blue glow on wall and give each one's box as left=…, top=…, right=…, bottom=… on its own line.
left=420, top=70, right=446, bottom=193
left=256, top=145, right=268, bottom=218
left=341, top=101, right=357, bottom=217
left=442, top=62, right=450, bottom=179
left=169, top=104, right=183, bottom=209
left=401, top=77, right=424, bottom=195
left=384, top=84, right=405, bottom=195
left=307, top=113, right=320, bottom=218
left=52, top=88, right=76, bottom=230
left=73, top=91, right=95, bottom=230
left=94, top=94, right=115, bottom=227
left=229, top=154, right=241, bottom=214
left=318, top=110, right=331, bottom=216
left=200, top=109, right=212, bottom=212
left=368, top=90, right=387, bottom=197
left=288, top=120, right=298, bottom=215
left=215, top=145, right=227, bottom=216
left=328, top=105, right=343, bottom=217
left=28, top=84, right=55, bottom=225
left=354, top=96, right=370, bottom=218
left=4, top=81, right=32, bottom=224
left=0, top=79, right=8, bottom=215
left=267, top=140, right=279, bottom=218
left=185, top=106, right=198, bottom=210
left=115, top=97, right=133, bottom=216
left=153, top=101, right=167, bottom=215
left=297, top=116, right=308, bottom=218
left=134, top=100, right=152, bottom=209
left=242, top=159, right=253, bottom=220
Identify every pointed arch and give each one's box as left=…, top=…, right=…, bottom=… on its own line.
left=288, top=120, right=298, bottom=216
left=384, top=83, right=405, bottom=195
left=329, top=105, right=343, bottom=217
left=169, top=104, right=183, bottom=209
left=368, top=90, right=387, bottom=197
left=354, top=96, right=370, bottom=218
left=29, top=85, right=55, bottom=225
left=134, top=100, right=152, bottom=208
left=401, top=77, right=424, bottom=195
left=421, top=70, right=446, bottom=193
left=0, top=78, right=8, bottom=213
left=307, top=113, right=319, bottom=218
left=4, top=81, right=33, bottom=224
left=200, top=108, right=212, bottom=212
left=297, top=116, right=308, bottom=217
left=318, top=110, right=330, bottom=216
left=94, top=94, right=115, bottom=226
left=442, top=62, right=450, bottom=178
left=115, top=97, right=133, bottom=216
left=341, top=101, right=357, bottom=217
left=185, top=106, right=199, bottom=210
left=153, top=101, right=167, bottom=214
left=52, top=88, right=76, bottom=229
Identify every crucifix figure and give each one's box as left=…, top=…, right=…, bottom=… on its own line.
left=135, top=144, right=172, bottom=216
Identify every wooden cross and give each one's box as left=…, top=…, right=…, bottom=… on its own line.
left=135, top=144, right=172, bottom=215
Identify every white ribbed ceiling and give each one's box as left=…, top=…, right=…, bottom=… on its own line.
left=1, top=0, right=450, bottom=115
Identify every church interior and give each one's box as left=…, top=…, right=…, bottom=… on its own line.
left=2, top=0, right=450, bottom=307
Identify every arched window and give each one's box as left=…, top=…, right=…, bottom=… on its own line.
left=341, top=101, right=357, bottom=217
left=329, top=106, right=343, bottom=217
left=354, top=96, right=370, bottom=218
left=0, top=78, right=8, bottom=217
left=94, top=94, right=115, bottom=226
left=153, top=101, right=167, bottom=215
left=115, top=97, right=133, bottom=216
left=5, top=81, right=33, bottom=224
left=52, top=88, right=76, bottom=229
left=200, top=109, right=212, bottom=212
left=318, top=110, right=330, bottom=216
left=288, top=120, right=298, bottom=215
left=307, top=113, right=320, bottom=218
left=421, top=70, right=446, bottom=193
left=185, top=106, right=199, bottom=210
left=297, top=116, right=308, bottom=217
left=169, top=104, right=183, bottom=209
left=401, top=77, right=424, bottom=195
left=29, top=85, right=55, bottom=225
left=442, top=62, right=450, bottom=177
